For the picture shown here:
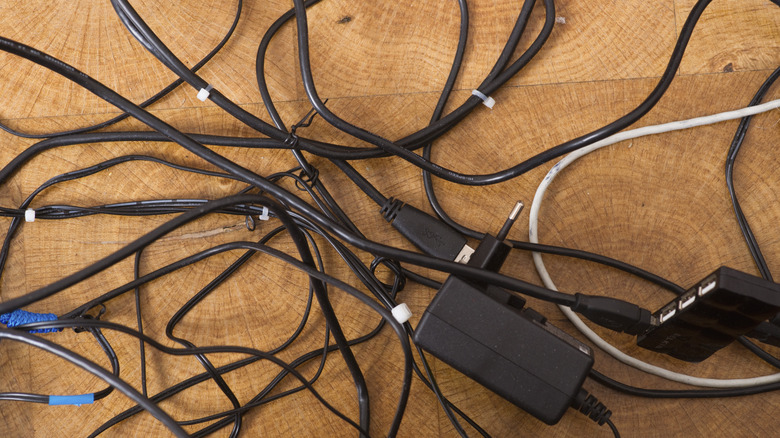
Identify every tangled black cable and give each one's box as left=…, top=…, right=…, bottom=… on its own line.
left=1, top=1, right=778, bottom=438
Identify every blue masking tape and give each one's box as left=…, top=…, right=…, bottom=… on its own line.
left=48, top=393, right=94, bottom=406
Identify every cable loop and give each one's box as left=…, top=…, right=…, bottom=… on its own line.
left=74, top=304, right=107, bottom=333
left=283, top=132, right=300, bottom=150
left=370, top=257, right=407, bottom=296
left=295, top=167, right=320, bottom=190
left=245, top=214, right=256, bottom=231
left=284, top=99, right=328, bottom=151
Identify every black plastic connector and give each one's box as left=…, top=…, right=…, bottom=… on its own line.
left=747, top=320, right=780, bottom=348
left=468, top=234, right=511, bottom=271
left=414, top=275, right=594, bottom=425
left=572, top=389, right=612, bottom=426
left=381, top=198, right=473, bottom=262
left=571, top=293, right=653, bottom=335
left=413, top=202, right=596, bottom=425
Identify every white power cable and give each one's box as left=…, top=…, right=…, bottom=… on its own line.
left=530, top=98, right=780, bottom=388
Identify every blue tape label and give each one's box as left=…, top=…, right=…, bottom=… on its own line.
left=48, top=394, right=95, bottom=406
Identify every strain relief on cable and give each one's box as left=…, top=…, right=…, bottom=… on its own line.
left=380, top=197, right=403, bottom=222
left=380, top=198, right=469, bottom=260
left=572, top=389, right=612, bottom=426
left=571, top=293, right=653, bottom=335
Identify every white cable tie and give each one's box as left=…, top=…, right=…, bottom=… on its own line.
left=258, top=206, right=270, bottom=221
left=197, top=84, right=214, bottom=102
left=24, top=209, right=35, bottom=222
left=391, top=303, right=412, bottom=324
left=471, top=89, right=495, bottom=109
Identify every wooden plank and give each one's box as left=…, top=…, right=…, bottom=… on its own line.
left=0, top=0, right=778, bottom=436
left=677, top=0, right=780, bottom=75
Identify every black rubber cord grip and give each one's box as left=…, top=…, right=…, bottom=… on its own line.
left=381, top=198, right=468, bottom=261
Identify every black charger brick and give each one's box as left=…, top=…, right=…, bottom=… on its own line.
left=414, top=275, right=594, bottom=425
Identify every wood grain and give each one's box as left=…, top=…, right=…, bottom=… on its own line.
left=0, top=0, right=779, bottom=437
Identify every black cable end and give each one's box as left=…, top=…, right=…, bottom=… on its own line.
left=380, top=197, right=404, bottom=223
left=571, top=293, right=652, bottom=335
left=380, top=198, right=472, bottom=262
left=747, top=320, right=780, bottom=348
left=572, top=389, right=612, bottom=426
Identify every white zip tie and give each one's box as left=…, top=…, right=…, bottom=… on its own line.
left=24, top=209, right=35, bottom=222
left=258, top=206, right=270, bottom=221
left=197, top=84, right=214, bottom=102
left=391, top=303, right=412, bottom=324
left=472, top=89, right=495, bottom=109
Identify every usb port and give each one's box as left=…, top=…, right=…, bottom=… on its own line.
left=698, top=278, right=717, bottom=296
left=679, top=292, right=696, bottom=310
left=660, top=305, right=677, bottom=323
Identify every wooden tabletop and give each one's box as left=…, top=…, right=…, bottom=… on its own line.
left=1, top=0, right=779, bottom=436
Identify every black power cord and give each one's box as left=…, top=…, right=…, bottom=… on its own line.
left=2, top=1, right=779, bottom=437
left=0, top=328, right=189, bottom=437
left=0, top=1, right=244, bottom=139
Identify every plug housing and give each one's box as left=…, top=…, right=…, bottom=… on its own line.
left=381, top=198, right=473, bottom=262
left=414, top=276, right=594, bottom=424
left=414, top=230, right=594, bottom=425
left=571, top=293, right=652, bottom=335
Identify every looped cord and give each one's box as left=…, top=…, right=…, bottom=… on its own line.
left=73, top=304, right=106, bottom=333
left=283, top=131, right=300, bottom=149
left=297, top=167, right=320, bottom=188
left=284, top=98, right=329, bottom=151
left=369, top=257, right=407, bottom=296
left=245, top=214, right=256, bottom=231
left=77, top=303, right=107, bottom=320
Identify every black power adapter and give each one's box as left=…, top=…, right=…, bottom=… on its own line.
left=413, top=203, right=598, bottom=425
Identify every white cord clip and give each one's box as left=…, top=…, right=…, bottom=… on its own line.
left=472, top=89, right=495, bottom=109
left=258, top=206, right=270, bottom=221
left=391, top=303, right=412, bottom=324
left=24, top=209, right=35, bottom=222
left=197, top=84, right=214, bottom=102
